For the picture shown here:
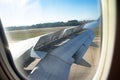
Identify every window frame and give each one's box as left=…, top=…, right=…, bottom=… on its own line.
left=0, top=0, right=116, bottom=80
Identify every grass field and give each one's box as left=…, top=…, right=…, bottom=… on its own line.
left=93, top=24, right=102, bottom=37
left=5, top=26, right=101, bottom=43
left=5, top=27, right=67, bottom=42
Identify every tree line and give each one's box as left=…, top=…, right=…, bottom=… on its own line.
left=5, top=20, right=93, bottom=31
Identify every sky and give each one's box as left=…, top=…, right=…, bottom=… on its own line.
left=0, top=0, right=101, bottom=27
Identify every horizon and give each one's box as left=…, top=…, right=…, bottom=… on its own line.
left=5, top=19, right=95, bottom=27
left=0, top=0, right=100, bottom=27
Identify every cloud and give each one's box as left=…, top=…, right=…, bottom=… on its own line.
left=0, top=0, right=43, bottom=27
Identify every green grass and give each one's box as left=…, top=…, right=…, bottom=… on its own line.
left=93, top=24, right=102, bottom=37
left=5, top=25, right=102, bottom=43
left=5, top=27, right=67, bottom=42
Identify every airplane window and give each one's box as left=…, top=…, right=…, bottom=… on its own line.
left=0, top=0, right=102, bottom=80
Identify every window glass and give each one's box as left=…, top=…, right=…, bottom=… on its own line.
left=0, top=0, right=102, bottom=80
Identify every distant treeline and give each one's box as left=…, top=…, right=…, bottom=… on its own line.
left=5, top=20, right=94, bottom=31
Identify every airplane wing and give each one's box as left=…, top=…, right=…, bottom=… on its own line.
left=28, top=29, right=95, bottom=80
left=9, top=18, right=100, bottom=80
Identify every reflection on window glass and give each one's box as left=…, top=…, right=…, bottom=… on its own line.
left=0, top=0, right=101, bottom=80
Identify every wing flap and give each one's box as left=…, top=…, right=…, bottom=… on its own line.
left=77, top=58, right=91, bottom=67
left=90, top=42, right=98, bottom=47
